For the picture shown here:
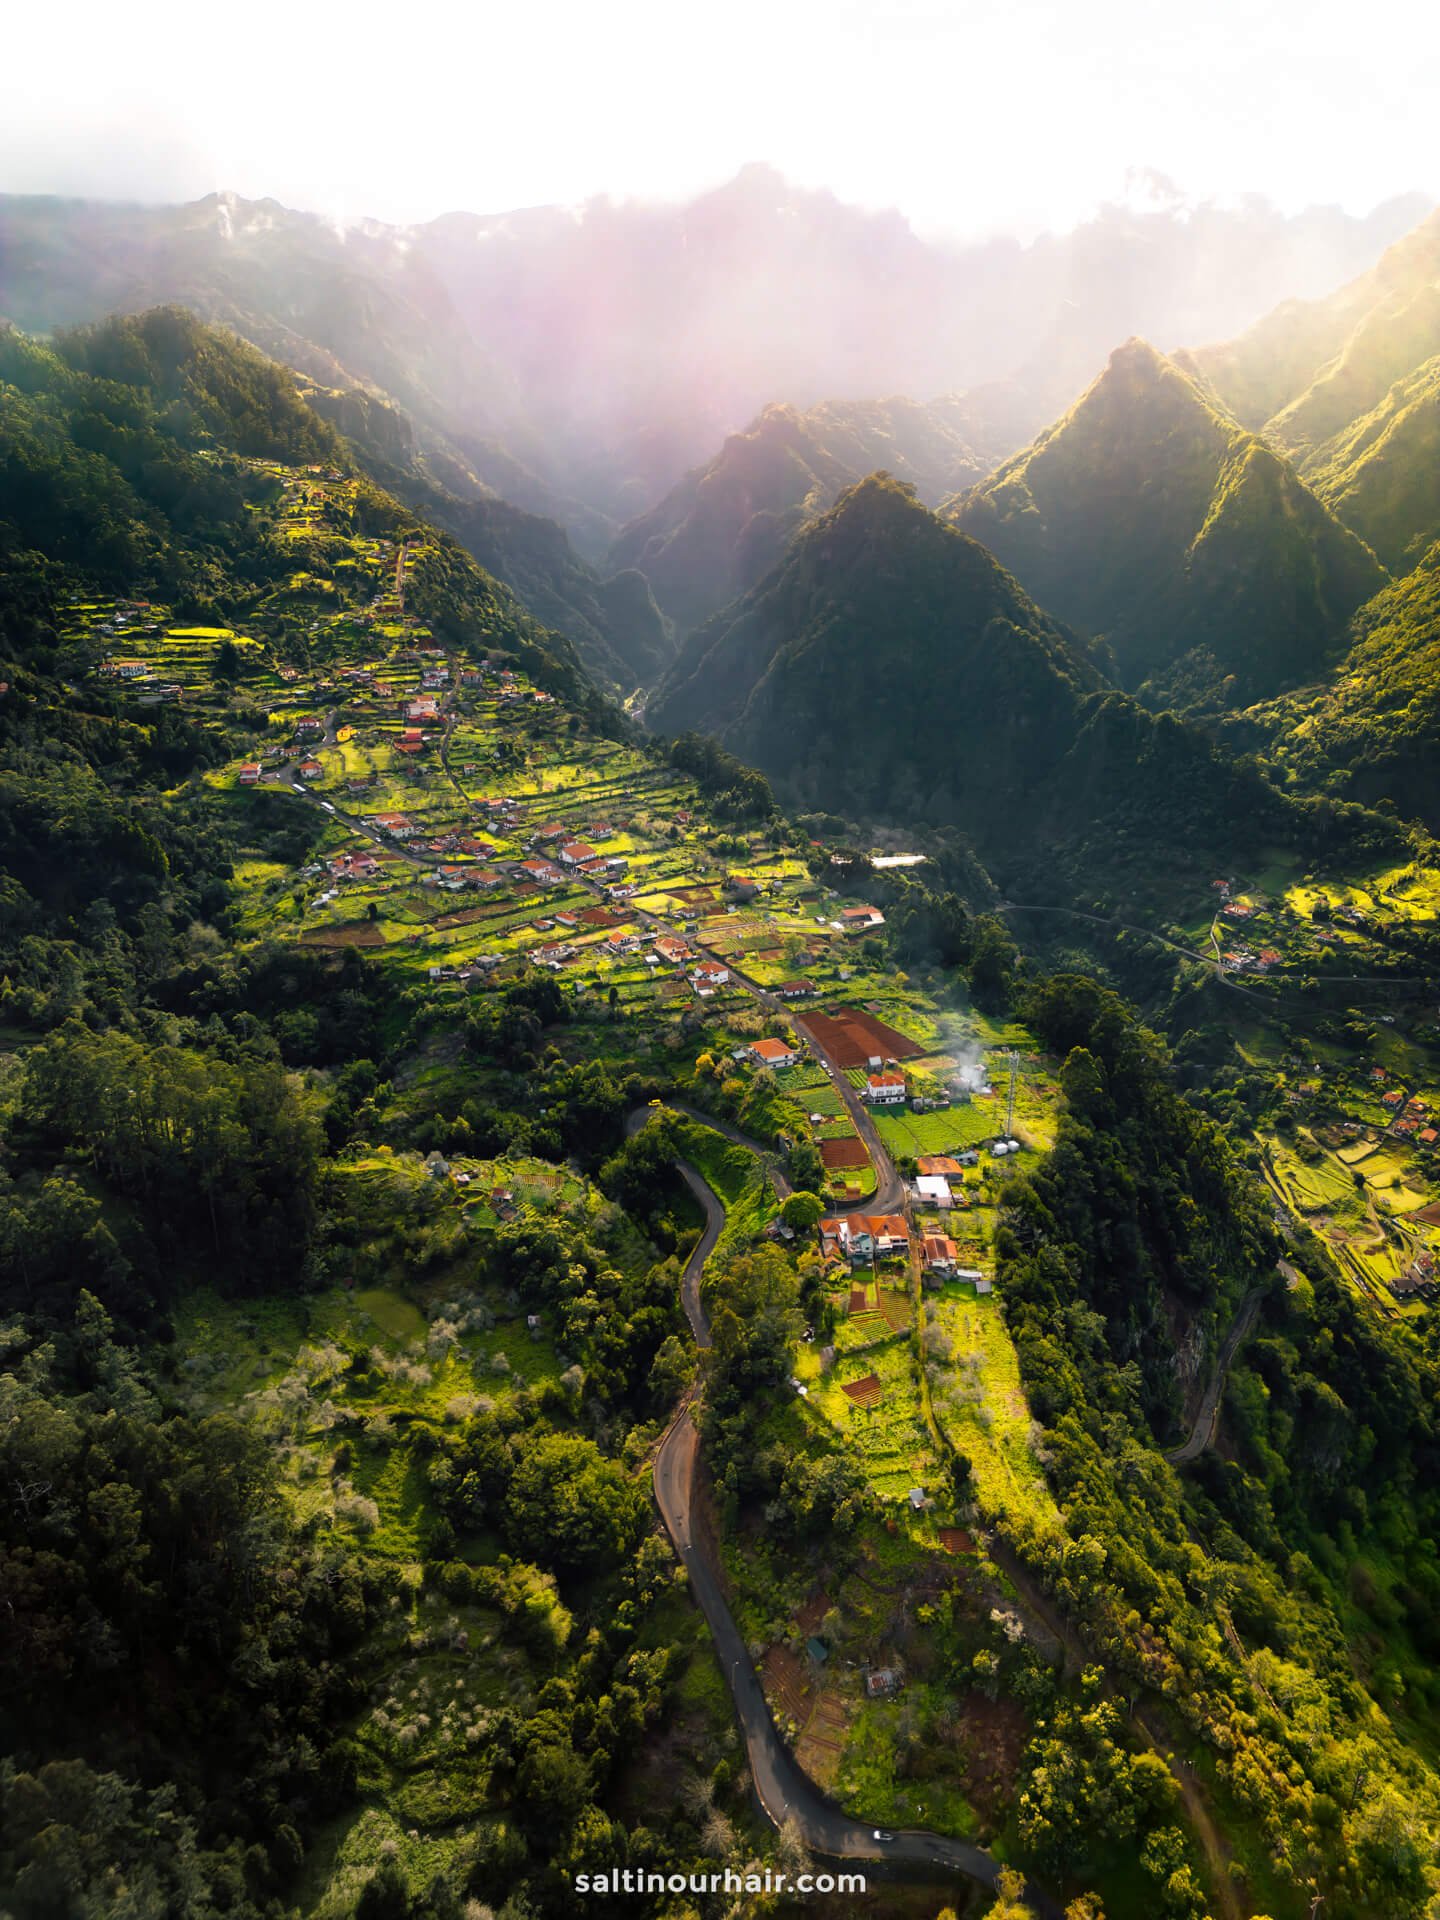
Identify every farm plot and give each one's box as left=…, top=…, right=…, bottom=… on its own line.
left=923, top=1284, right=1060, bottom=1537
left=804, top=1340, right=944, bottom=1502
left=799, top=1006, right=926, bottom=1068
left=871, top=1104, right=996, bottom=1158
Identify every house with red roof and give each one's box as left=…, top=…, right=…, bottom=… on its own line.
left=923, top=1234, right=957, bottom=1274
left=862, top=1071, right=907, bottom=1105
left=840, top=905, right=885, bottom=933
left=747, top=1036, right=798, bottom=1067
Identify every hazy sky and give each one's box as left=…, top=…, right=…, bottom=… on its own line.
left=2, top=0, right=1434, bottom=236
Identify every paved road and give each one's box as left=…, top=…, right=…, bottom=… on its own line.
left=630, top=1106, right=1047, bottom=1908
left=1165, top=1286, right=1266, bottom=1466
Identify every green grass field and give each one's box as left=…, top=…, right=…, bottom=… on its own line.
left=924, top=1282, right=1061, bottom=1538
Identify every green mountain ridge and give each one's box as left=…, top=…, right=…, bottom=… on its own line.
left=303, top=376, right=673, bottom=690
left=0, top=308, right=594, bottom=705
left=1297, top=352, right=1440, bottom=574
left=609, top=397, right=998, bottom=634
left=648, top=473, right=1352, bottom=901
left=1235, top=539, right=1440, bottom=829
left=1181, top=206, right=1440, bottom=432
left=1181, top=208, right=1440, bottom=572
left=947, top=338, right=1386, bottom=712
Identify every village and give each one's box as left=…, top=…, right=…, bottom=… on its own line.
left=68, top=447, right=1440, bottom=1862
left=1193, top=874, right=1440, bottom=1312
left=79, top=452, right=1440, bottom=1345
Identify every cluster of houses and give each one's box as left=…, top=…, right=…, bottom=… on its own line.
left=1221, top=942, right=1283, bottom=974
left=819, top=1214, right=911, bottom=1263
left=1392, top=1252, right=1438, bottom=1301
left=817, top=1202, right=991, bottom=1287
left=910, top=1154, right=978, bottom=1210
left=1379, top=1083, right=1438, bottom=1145
left=816, top=1212, right=986, bottom=1282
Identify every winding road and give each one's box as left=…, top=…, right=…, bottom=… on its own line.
left=627, top=1104, right=1040, bottom=1908
left=1165, top=1286, right=1266, bottom=1466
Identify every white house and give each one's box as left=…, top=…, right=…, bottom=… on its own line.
left=748, top=1037, right=799, bottom=1068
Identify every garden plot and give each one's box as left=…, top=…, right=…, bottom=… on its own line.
left=803, top=1340, right=944, bottom=1503
left=872, top=1103, right=996, bottom=1158
left=923, top=1283, right=1060, bottom=1537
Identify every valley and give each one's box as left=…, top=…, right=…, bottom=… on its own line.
left=5, top=181, right=1440, bottom=1920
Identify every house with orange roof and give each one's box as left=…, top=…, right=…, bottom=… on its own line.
left=862, top=1070, right=907, bottom=1105
left=839, top=904, right=885, bottom=932
left=819, top=1214, right=911, bottom=1263
left=747, top=1036, right=799, bottom=1068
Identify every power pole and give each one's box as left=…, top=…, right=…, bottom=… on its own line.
left=1005, top=1048, right=1018, bottom=1140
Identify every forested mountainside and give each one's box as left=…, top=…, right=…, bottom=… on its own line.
left=4, top=302, right=1440, bottom=1920
left=299, top=377, right=672, bottom=691
left=946, top=339, right=1385, bottom=714
left=1231, top=540, right=1440, bottom=829
left=649, top=474, right=1395, bottom=904
left=1182, top=207, right=1440, bottom=573
left=609, top=398, right=998, bottom=635
left=0, top=299, right=664, bottom=698
left=0, top=181, right=1425, bottom=541
left=0, top=309, right=591, bottom=705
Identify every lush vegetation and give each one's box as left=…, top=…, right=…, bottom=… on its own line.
left=949, top=339, right=1385, bottom=713
left=8, top=260, right=1440, bottom=1920
left=650, top=474, right=1402, bottom=914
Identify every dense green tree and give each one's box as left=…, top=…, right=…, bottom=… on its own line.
left=504, top=1433, right=647, bottom=1574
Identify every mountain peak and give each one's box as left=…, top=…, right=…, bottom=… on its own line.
left=951, top=340, right=1384, bottom=709
left=1107, top=335, right=1170, bottom=374
left=648, top=481, right=1102, bottom=808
